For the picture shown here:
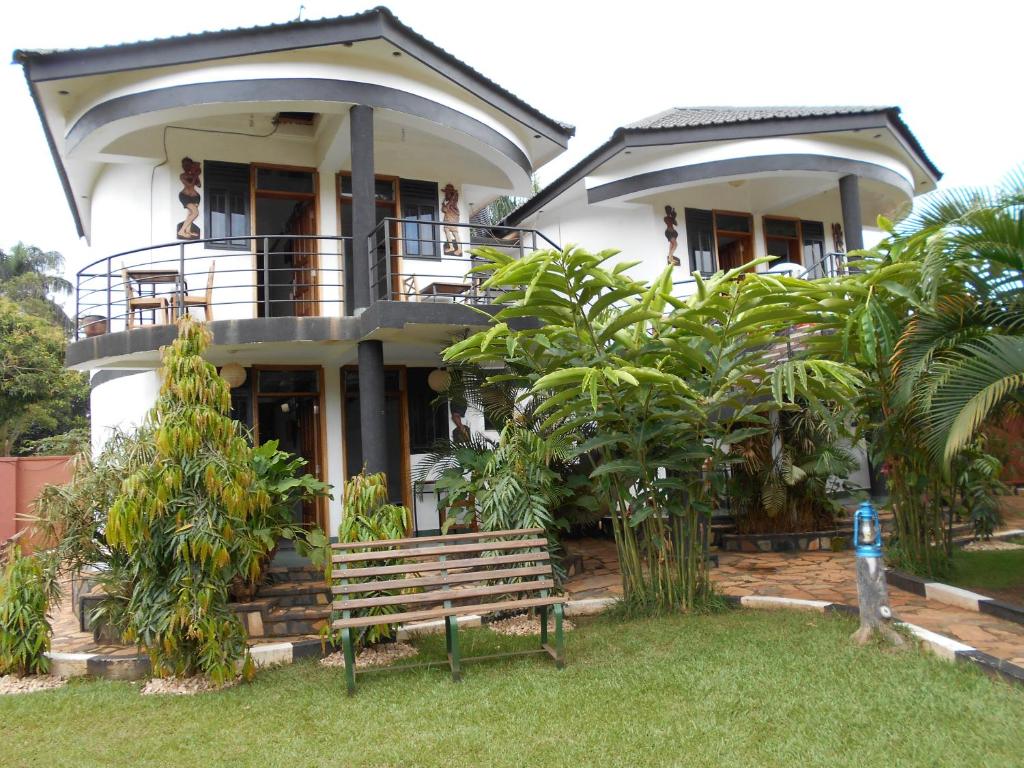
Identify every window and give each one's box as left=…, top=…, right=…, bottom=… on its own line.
left=204, top=161, right=250, bottom=250
left=763, top=216, right=802, bottom=264
left=399, top=179, right=440, bottom=259
left=801, top=220, right=826, bottom=267
left=406, top=368, right=449, bottom=453
left=685, top=208, right=716, bottom=275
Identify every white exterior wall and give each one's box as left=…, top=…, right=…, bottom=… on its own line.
left=90, top=371, right=162, bottom=456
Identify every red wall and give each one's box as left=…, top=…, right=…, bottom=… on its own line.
left=0, top=456, right=75, bottom=552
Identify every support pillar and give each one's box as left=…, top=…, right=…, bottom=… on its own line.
left=357, top=339, right=387, bottom=478
left=838, top=174, right=864, bottom=252
left=349, top=105, right=374, bottom=314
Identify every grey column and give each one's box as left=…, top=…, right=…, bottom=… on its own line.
left=357, top=339, right=387, bottom=478
left=349, top=104, right=374, bottom=313
left=839, top=174, right=864, bottom=252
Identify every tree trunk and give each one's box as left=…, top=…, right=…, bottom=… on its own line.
left=852, top=556, right=904, bottom=646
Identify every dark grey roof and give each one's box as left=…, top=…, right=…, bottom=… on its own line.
left=13, top=7, right=574, bottom=139
left=504, top=105, right=940, bottom=226
left=624, top=105, right=893, bottom=130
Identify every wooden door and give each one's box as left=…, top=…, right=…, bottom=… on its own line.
left=288, top=200, right=319, bottom=317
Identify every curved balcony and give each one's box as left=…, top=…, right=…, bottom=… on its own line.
left=69, top=221, right=558, bottom=368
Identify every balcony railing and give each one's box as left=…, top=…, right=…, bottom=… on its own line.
left=74, top=235, right=347, bottom=340
left=367, top=218, right=560, bottom=303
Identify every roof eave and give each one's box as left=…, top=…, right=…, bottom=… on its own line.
left=15, top=58, right=84, bottom=239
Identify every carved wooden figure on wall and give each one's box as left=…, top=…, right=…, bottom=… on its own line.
left=831, top=222, right=844, bottom=253
left=664, top=205, right=680, bottom=266
left=442, top=184, right=463, bottom=256
left=176, top=157, right=202, bottom=241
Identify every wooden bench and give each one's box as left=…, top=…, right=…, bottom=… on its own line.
left=330, top=527, right=565, bottom=694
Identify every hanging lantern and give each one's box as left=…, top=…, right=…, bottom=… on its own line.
left=219, top=363, right=247, bottom=388
left=427, top=368, right=451, bottom=393
left=853, top=500, right=882, bottom=559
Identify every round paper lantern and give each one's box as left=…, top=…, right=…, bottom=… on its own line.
left=427, top=368, right=451, bottom=393
left=220, top=363, right=247, bottom=388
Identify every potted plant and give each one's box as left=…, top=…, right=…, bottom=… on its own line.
left=78, top=315, right=107, bottom=337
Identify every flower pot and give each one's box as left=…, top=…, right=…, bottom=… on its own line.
left=79, top=315, right=107, bottom=337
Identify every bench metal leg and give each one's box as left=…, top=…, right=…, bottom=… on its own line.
left=342, top=627, right=356, bottom=695
left=446, top=616, right=462, bottom=683
left=539, top=605, right=549, bottom=647
left=553, top=603, right=565, bottom=670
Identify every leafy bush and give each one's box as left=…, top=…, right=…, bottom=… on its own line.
left=0, top=549, right=55, bottom=676
left=232, top=440, right=332, bottom=600
left=731, top=408, right=856, bottom=534
left=106, top=317, right=271, bottom=683
left=334, top=472, right=410, bottom=646
left=445, top=246, right=862, bottom=612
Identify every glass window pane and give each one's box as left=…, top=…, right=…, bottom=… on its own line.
left=764, top=218, right=798, bottom=238
left=256, top=168, right=314, bottom=194
left=715, top=213, right=751, bottom=233
left=375, top=180, right=395, bottom=201
left=340, top=175, right=352, bottom=196
left=258, top=369, right=319, bottom=393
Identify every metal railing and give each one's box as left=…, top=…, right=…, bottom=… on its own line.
left=367, top=218, right=560, bottom=304
left=672, top=252, right=848, bottom=297
left=74, top=235, right=347, bottom=341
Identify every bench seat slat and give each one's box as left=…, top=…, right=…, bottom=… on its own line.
left=332, top=565, right=552, bottom=595
left=332, top=578, right=554, bottom=611
left=331, top=595, right=565, bottom=630
left=331, top=551, right=549, bottom=580
left=332, top=537, right=548, bottom=564
left=331, top=528, right=544, bottom=550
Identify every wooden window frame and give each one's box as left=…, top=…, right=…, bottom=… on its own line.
left=762, top=214, right=803, bottom=265
left=712, top=210, right=755, bottom=270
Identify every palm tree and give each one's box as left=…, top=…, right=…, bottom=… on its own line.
left=892, top=169, right=1024, bottom=468
left=0, top=243, right=73, bottom=330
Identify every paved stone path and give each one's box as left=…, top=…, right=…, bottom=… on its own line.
left=564, top=538, right=1024, bottom=667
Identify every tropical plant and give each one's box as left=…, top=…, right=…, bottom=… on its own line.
left=232, top=440, right=332, bottom=600
left=837, top=169, right=1024, bottom=574
left=890, top=169, right=1024, bottom=468
left=444, top=245, right=863, bottom=612
left=0, top=548, right=56, bottom=676
left=730, top=407, right=857, bottom=534
left=334, top=471, right=410, bottom=645
left=0, top=242, right=73, bottom=330
left=105, top=317, right=270, bottom=682
left=0, top=297, right=89, bottom=456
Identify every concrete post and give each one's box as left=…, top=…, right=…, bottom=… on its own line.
left=349, top=105, right=374, bottom=314
left=839, top=174, right=864, bottom=252
left=357, top=339, right=388, bottom=478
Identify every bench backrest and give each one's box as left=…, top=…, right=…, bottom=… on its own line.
left=330, top=528, right=560, bottom=629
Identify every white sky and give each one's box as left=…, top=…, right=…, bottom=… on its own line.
left=1, top=0, right=1022, bottom=281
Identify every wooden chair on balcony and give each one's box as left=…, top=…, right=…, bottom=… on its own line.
left=172, top=261, right=215, bottom=321
left=122, top=268, right=169, bottom=328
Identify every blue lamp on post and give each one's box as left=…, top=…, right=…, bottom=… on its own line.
left=854, top=500, right=882, bottom=559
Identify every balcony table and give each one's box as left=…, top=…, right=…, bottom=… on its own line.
left=418, top=281, right=469, bottom=303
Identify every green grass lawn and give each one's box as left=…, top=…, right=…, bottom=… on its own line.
left=950, top=548, right=1024, bottom=604
left=1, top=610, right=1022, bottom=768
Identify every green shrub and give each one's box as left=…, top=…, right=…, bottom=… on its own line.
left=0, top=549, right=54, bottom=676
left=106, top=317, right=271, bottom=683
left=333, top=471, right=410, bottom=646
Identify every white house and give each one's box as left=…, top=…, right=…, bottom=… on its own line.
left=15, top=7, right=939, bottom=537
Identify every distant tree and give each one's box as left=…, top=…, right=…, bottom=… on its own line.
left=0, top=298, right=88, bottom=456
left=0, top=243, right=73, bottom=331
